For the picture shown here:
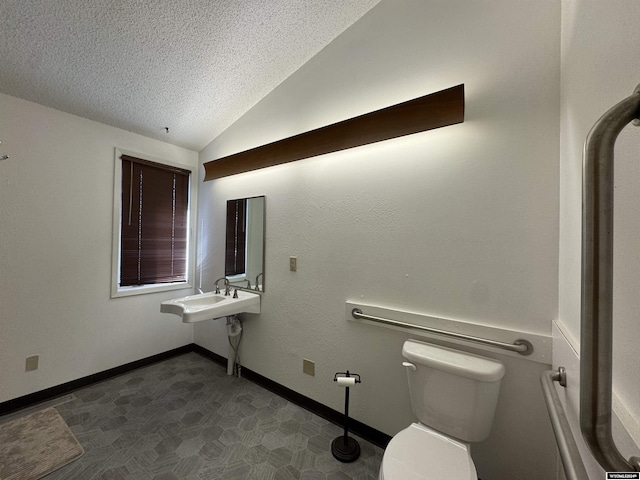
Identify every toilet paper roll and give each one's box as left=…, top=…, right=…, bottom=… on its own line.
left=336, top=376, right=356, bottom=387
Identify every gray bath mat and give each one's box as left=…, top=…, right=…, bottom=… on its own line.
left=0, top=407, right=83, bottom=479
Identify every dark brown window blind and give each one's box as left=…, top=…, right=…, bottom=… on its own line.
left=225, top=198, right=247, bottom=276
left=120, top=155, right=190, bottom=287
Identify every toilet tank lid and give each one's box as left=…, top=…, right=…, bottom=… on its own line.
left=402, top=340, right=505, bottom=382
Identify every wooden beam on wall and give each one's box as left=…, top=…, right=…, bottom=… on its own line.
left=203, top=84, right=464, bottom=181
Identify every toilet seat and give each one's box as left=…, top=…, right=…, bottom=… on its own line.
left=379, top=423, right=477, bottom=480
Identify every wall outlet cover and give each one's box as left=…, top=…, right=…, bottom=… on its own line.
left=303, top=358, right=315, bottom=376
left=25, top=355, right=39, bottom=372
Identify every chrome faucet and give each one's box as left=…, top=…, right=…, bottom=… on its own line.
left=254, top=273, right=263, bottom=291
left=213, top=277, right=229, bottom=294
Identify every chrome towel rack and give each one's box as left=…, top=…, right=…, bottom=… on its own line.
left=351, top=308, right=533, bottom=355
left=581, top=84, right=640, bottom=472
left=540, top=368, right=588, bottom=480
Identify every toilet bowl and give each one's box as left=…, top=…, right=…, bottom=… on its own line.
left=378, top=340, right=504, bottom=480
left=378, top=423, right=476, bottom=480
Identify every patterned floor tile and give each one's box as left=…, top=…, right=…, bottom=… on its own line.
left=6, top=352, right=382, bottom=479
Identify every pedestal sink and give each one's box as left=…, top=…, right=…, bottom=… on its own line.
left=160, top=289, right=260, bottom=323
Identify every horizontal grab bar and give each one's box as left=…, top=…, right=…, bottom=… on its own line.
left=540, top=368, right=589, bottom=480
left=350, top=308, right=533, bottom=355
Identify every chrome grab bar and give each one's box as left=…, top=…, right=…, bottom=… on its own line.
left=582, top=84, right=640, bottom=472
left=541, top=368, right=589, bottom=480
left=350, top=308, right=533, bottom=355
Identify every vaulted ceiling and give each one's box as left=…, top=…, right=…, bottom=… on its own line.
left=0, top=1, right=380, bottom=151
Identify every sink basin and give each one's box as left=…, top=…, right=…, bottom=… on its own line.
left=161, top=289, right=260, bottom=323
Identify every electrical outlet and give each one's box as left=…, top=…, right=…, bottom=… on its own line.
left=289, top=256, right=297, bottom=271
left=25, top=355, right=39, bottom=372
left=303, top=358, right=315, bottom=376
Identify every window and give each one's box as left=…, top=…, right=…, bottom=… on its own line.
left=111, top=149, right=195, bottom=297
left=225, top=198, right=247, bottom=276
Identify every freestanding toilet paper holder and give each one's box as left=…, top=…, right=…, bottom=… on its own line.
left=332, top=371, right=361, bottom=463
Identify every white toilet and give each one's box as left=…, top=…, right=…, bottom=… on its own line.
left=378, top=339, right=505, bottom=480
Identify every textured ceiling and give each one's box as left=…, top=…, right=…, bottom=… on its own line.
left=0, top=0, right=380, bottom=151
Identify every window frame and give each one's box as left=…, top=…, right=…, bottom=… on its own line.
left=111, top=148, right=197, bottom=298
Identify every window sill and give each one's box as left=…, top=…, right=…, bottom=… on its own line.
left=111, top=281, right=193, bottom=298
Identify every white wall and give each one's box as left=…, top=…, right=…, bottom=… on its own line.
left=2, top=1, right=638, bottom=477
left=0, top=93, right=197, bottom=403
left=196, top=1, right=561, bottom=479
left=557, top=0, right=640, bottom=476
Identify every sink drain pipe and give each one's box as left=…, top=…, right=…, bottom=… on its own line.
left=226, top=315, right=243, bottom=376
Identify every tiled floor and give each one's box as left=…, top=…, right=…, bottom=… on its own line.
left=10, top=352, right=383, bottom=479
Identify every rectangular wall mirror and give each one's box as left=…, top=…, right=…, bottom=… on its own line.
left=225, top=195, right=265, bottom=292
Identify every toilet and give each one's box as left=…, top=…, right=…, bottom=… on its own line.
left=378, top=339, right=505, bottom=480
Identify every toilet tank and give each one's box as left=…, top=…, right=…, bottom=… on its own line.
left=402, top=339, right=505, bottom=443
